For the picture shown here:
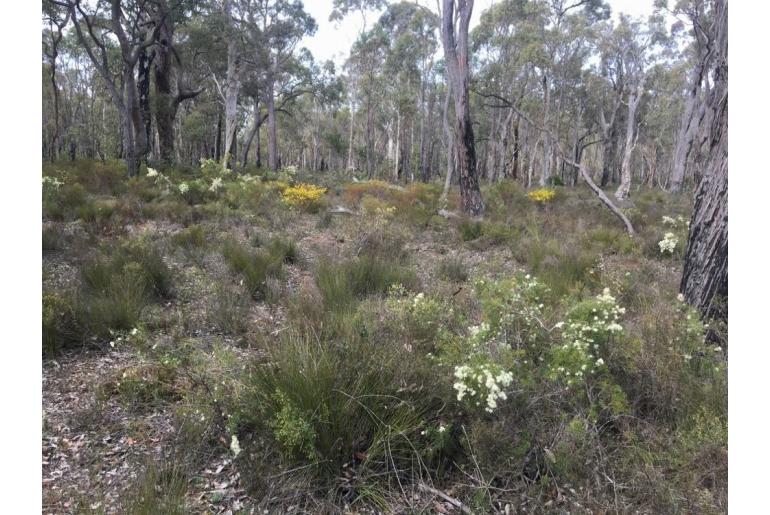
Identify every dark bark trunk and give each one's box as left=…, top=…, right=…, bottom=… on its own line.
left=138, top=48, right=154, bottom=160
left=681, top=0, right=728, bottom=327
left=215, top=110, right=223, bottom=162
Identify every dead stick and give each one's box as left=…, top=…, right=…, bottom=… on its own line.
left=418, top=483, right=474, bottom=514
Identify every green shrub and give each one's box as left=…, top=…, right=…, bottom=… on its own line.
left=42, top=224, right=66, bottom=252
left=82, top=240, right=174, bottom=300
left=76, top=198, right=117, bottom=225
left=222, top=238, right=287, bottom=300
left=437, top=255, right=468, bottom=283
left=171, top=224, right=208, bottom=251
left=43, top=183, right=88, bottom=220
left=80, top=262, right=149, bottom=335
left=101, top=362, right=180, bottom=410
left=43, top=292, right=86, bottom=355
left=266, top=236, right=299, bottom=265
left=122, top=461, right=188, bottom=515
left=315, top=256, right=418, bottom=312
left=458, top=220, right=483, bottom=241
left=242, top=331, right=449, bottom=481
left=208, top=284, right=250, bottom=334
left=76, top=240, right=173, bottom=336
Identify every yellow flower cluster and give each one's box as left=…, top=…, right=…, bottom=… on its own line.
left=281, top=183, right=327, bottom=208
left=527, top=188, right=556, bottom=203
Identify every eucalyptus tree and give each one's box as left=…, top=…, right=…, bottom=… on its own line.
left=612, top=15, right=660, bottom=201
left=378, top=2, right=439, bottom=182
left=152, top=0, right=205, bottom=165
left=43, top=2, right=69, bottom=162
left=330, top=0, right=388, bottom=172
left=240, top=0, right=317, bottom=171
left=347, top=25, right=389, bottom=178
left=681, top=0, right=727, bottom=326
left=440, top=0, right=484, bottom=216
left=663, top=0, right=716, bottom=193
left=57, top=0, right=166, bottom=176
left=215, top=0, right=246, bottom=169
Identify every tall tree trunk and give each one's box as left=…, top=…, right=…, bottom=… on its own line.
left=214, top=110, right=223, bottom=162
left=221, top=3, right=240, bottom=170
left=540, top=74, right=551, bottom=186
left=441, top=0, right=484, bottom=217
left=511, top=115, right=520, bottom=180
left=616, top=79, right=645, bottom=200
left=393, top=110, right=401, bottom=182
left=681, top=0, right=728, bottom=326
left=365, top=89, right=375, bottom=178
left=440, top=84, right=454, bottom=203
left=138, top=47, right=154, bottom=161
left=241, top=101, right=260, bottom=167
left=267, top=76, right=278, bottom=171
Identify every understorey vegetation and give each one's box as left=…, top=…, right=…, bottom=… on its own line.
left=42, top=160, right=726, bottom=513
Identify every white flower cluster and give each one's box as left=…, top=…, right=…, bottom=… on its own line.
left=454, top=364, right=514, bottom=413
left=42, top=176, right=64, bottom=190
left=474, top=274, right=545, bottom=348
left=552, top=288, right=625, bottom=383
left=662, top=215, right=689, bottom=228
left=658, top=232, right=678, bottom=253
left=230, top=434, right=242, bottom=457
left=209, top=177, right=224, bottom=192
left=146, top=167, right=159, bottom=178
left=178, top=182, right=190, bottom=194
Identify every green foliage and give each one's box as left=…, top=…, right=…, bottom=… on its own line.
left=42, top=224, right=66, bottom=252
left=43, top=292, right=86, bottom=355
left=222, top=237, right=294, bottom=300
left=437, top=255, right=468, bottom=283
left=458, top=219, right=483, bottom=241
left=79, top=261, right=149, bottom=336
left=122, top=461, right=188, bottom=515
left=75, top=239, right=173, bottom=336
left=208, top=284, right=251, bottom=335
left=171, top=224, right=208, bottom=252
left=315, top=255, right=418, bottom=311
left=269, top=390, right=319, bottom=461
left=101, top=362, right=180, bottom=410
left=243, top=331, right=446, bottom=479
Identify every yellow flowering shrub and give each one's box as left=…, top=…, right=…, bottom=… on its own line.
left=281, top=183, right=327, bottom=211
left=527, top=188, right=556, bottom=203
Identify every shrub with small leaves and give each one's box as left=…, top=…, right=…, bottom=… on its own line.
left=269, top=390, right=318, bottom=461
left=548, top=288, right=625, bottom=386
left=527, top=188, right=556, bottom=203
left=281, top=183, right=327, bottom=212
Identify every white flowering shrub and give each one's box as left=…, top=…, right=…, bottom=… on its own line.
left=177, top=179, right=209, bottom=204
left=473, top=273, right=549, bottom=351
left=454, top=362, right=514, bottom=413
left=42, top=175, right=64, bottom=191
left=386, top=286, right=455, bottom=346
left=662, top=215, right=689, bottom=229
left=548, top=288, right=625, bottom=386
left=658, top=232, right=679, bottom=254
left=209, top=177, right=224, bottom=192
left=200, top=157, right=226, bottom=176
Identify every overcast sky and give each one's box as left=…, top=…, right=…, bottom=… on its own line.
left=301, top=0, right=660, bottom=67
